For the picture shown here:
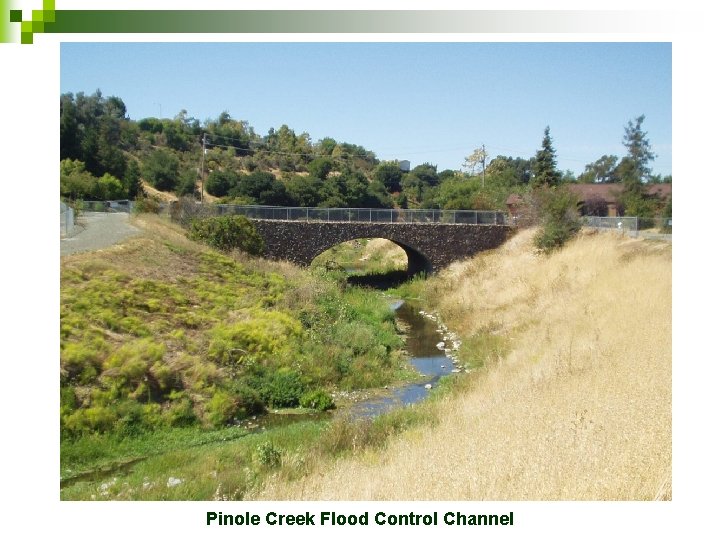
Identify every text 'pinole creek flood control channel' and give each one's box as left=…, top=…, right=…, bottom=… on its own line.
left=206, top=510, right=514, bottom=527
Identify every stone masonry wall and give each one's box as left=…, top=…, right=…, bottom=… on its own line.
left=251, top=220, right=509, bottom=274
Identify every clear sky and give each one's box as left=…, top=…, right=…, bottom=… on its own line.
left=61, top=41, right=672, bottom=176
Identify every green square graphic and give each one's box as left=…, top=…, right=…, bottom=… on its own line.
left=9, top=10, right=22, bottom=23
left=44, top=10, right=55, bottom=23
left=21, top=21, right=32, bottom=33
left=43, top=0, right=55, bottom=10
left=32, top=10, right=44, bottom=22
left=21, top=32, right=33, bottom=44
left=32, top=20, right=44, bottom=33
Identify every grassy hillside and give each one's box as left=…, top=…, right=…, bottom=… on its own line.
left=257, top=229, right=672, bottom=500
left=60, top=215, right=414, bottom=499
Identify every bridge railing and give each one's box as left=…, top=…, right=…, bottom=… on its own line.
left=214, top=205, right=509, bottom=225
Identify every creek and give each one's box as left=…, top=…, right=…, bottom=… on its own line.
left=61, top=282, right=460, bottom=490
left=345, top=298, right=458, bottom=417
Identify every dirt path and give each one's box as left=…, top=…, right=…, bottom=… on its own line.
left=61, top=212, right=140, bottom=256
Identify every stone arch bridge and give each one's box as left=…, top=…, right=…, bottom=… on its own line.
left=218, top=206, right=511, bottom=275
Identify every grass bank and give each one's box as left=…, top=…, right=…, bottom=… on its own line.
left=60, top=215, right=416, bottom=499
left=258, top=228, right=672, bottom=500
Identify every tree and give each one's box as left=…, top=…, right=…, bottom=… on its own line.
left=531, top=126, right=561, bottom=188
left=229, top=171, right=289, bottom=206
left=60, top=159, right=95, bottom=200
left=206, top=111, right=256, bottom=157
left=142, top=149, right=179, bottom=191
left=533, top=186, right=581, bottom=253
left=373, top=162, right=403, bottom=193
left=96, top=173, right=126, bottom=200
left=463, top=147, right=487, bottom=176
left=124, top=160, right=142, bottom=199
left=411, top=163, right=439, bottom=187
left=617, top=115, right=657, bottom=218
left=286, top=175, right=324, bottom=207
left=205, top=170, right=239, bottom=197
left=620, top=115, right=656, bottom=185
left=486, top=156, right=533, bottom=185
left=60, top=93, right=80, bottom=161
left=176, top=169, right=199, bottom=198
left=577, top=155, right=619, bottom=183
left=307, top=157, right=333, bottom=180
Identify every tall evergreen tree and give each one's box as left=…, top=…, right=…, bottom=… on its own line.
left=619, top=114, right=656, bottom=185
left=531, top=126, right=561, bottom=188
left=617, top=115, right=657, bottom=217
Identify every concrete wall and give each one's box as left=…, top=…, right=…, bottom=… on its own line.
left=251, top=220, right=509, bottom=274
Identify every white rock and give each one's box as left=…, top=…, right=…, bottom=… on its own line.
left=167, top=477, right=184, bottom=488
left=436, top=342, right=445, bottom=350
left=424, top=383, right=432, bottom=389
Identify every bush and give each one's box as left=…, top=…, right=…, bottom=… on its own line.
left=205, top=170, right=239, bottom=197
left=188, top=215, right=264, bottom=255
left=261, top=369, right=305, bottom=408
left=133, top=195, right=160, bottom=214
left=164, top=395, right=197, bottom=427
left=205, top=390, right=239, bottom=427
left=142, top=149, right=179, bottom=191
left=207, top=311, right=301, bottom=364
left=299, top=389, right=335, bottom=411
left=254, top=441, right=281, bottom=468
left=533, top=186, right=581, bottom=253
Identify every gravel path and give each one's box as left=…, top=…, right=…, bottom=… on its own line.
left=61, top=212, right=140, bottom=256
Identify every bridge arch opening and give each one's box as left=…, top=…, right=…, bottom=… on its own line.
left=310, top=238, right=433, bottom=278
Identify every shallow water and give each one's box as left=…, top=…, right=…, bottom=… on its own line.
left=346, top=300, right=455, bottom=418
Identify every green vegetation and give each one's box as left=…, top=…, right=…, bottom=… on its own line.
left=59, top=91, right=668, bottom=229
left=188, top=215, right=264, bottom=254
left=533, top=188, right=582, bottom=253
left=60, top=216, right=413, bottom=498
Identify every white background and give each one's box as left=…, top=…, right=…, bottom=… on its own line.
left=0, top=1, right=716, bottom=538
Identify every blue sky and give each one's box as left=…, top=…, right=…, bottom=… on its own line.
left=61, top=42, right=671, bottom=176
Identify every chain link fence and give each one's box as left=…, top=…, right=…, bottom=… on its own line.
left=582, top=216, right=671, bottom=238
left=76, top=200, right=135, bottom=213
left=209, top=204, right=508, bottom=225
left=60, top=201, right=75, bottom=237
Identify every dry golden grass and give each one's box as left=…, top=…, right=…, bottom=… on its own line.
left=258, top=228, right=671, bottom=500
left=361, top=238, right=407, bottom=268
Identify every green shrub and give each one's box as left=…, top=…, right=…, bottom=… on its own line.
left=101, top=339, right=166, bottom=400
left=207, top=311, right=301, bottom=364
left=533, top=186, right=581, bottom=253
left=299, top=389, right=335, bottom=411
left=231, top=383, right=265, bottom=417
left=63, top=406, right=117, bottom=435
left=164, top=395, right=197, bottom=427
left=261, top=369, right=305, bottom=408
left=61, top=339, right=107, bottom=384
left=133, top=195, right=160, bottom=214
left=114, top=401, right=163, bottom=436
left=60, top=386, right=78, bottom=416
left=188, top=215, right=263, bottom=255
left=205, top=390, right=239, bottom=427
left=254, top=441, right=281, bottom=468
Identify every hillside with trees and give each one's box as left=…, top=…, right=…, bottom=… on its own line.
left=60, top=91, right=670, bottom=221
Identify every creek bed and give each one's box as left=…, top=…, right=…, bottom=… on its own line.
left=61, top=296, right=460, bottom=491
left=345, top=299, right=457, bottom=418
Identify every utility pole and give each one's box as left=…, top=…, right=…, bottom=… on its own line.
left=200, top=133, right=207, bottom=203
left=481, top=144, right=487, bottom=188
